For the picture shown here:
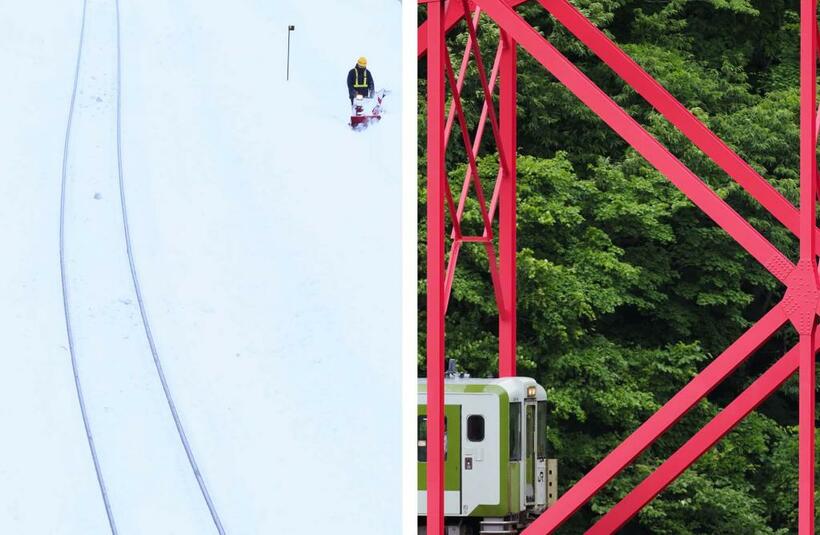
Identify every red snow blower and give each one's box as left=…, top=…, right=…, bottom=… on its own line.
left=349, top=90, right=386, bottom=130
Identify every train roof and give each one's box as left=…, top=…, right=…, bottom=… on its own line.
left=418, top=376, right=547, bottom=401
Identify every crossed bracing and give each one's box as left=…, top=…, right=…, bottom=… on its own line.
left=420, top=0, right=820, bottom=533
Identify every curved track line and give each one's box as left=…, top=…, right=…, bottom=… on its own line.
left=113, top=2, right=226, bottom=533
left=59, top=0, right=119, bottom=533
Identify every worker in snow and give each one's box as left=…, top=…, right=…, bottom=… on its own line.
left=347, top=56, right=375, bottom=106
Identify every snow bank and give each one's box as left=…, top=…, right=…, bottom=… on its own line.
left=0, top=0, right=402, bottom=533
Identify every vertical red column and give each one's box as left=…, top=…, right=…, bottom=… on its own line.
left=798, top=1, right=817, bottom=533
left=498, top=30, right=518, bottom=377
left=426, top=2, right=446, bottom=535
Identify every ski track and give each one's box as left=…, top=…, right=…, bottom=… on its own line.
left=59, top=0, right=223, bottom=533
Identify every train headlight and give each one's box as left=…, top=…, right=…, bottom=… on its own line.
left=527, top=386, right=537, bottom=398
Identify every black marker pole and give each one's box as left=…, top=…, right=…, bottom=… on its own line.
left=286, top=25, right=295, bottom=80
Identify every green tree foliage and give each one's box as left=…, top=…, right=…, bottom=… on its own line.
left=419, top=0, right=815, bottom=532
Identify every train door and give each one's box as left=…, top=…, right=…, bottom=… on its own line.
left=534, top=400, right=548, bottom=510
left=525, top=401, right=537, bottom=504
left=418, top=404, right=462, bottom=516
left=460, top=394, right=500, bottom=516
left=444, top=404, right=462, bottom=515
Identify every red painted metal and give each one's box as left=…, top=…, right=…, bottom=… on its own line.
left=425, top=2, right=446, bottom=535
left=437, top=1, right=515, bottom=321
left=798, top=2, right=817, bottom=532
left=421, top=0, right=819, bottom=532
left=443, top=44, right=503, bottom=312
left=418, top=0, right=529, bottom=58
left=460, top=0, right=512, bottom=179
left=498, top=29, right=517, bottom=378
left=523, top=302, right=788, bottom=532
left=449, top=42, right=503, bottom=242
left=424, top=1, right=517, bottom=528
left=588, top=329, right=819, bottom=533
left=443, top=48, right=506, bottom=312
left=540, top=0, right=820, bottom=246
left=474, top=0, right=794, bottom=284
left=443, top=6, right=481, bottom=150
left=444, top=45, right=504, bottom=313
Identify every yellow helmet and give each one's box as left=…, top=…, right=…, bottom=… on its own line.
left=357, top=56, right=367, bottom=67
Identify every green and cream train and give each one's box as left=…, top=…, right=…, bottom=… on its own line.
left=418, top=375, right=557, bottom=534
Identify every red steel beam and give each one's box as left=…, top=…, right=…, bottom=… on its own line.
left=444, top=174, right=464, bottom=241
left=423, top=2, right=820, bottom=533
left=541, top=0, right=820, bottom=248
left=423, top=0, right=820, bottom=245
left=461, top=0, right=512, bottom=179
left=445, top=48, right=497, bottom=242
left=421, top=1, right=820, bottom=533
left=441, top=44, right=507, bottom=317
left=440, top=7, right=513, bottom=323
left=443, top=46, right=501, bottom=315
left=443, top=241, right=462, bottom=313
left=418, top=0, right=528, bottom=57
left=797, top=1, right=817, bottom=532
left=815, top=35, right=820, bottom=203
left=444, top=6, right=481, bottom=151
left=499, top=30, right=517, bottom=377
left=520, top=303, right=787, bottom=533
left=588, top=331, right=818, bottom=534
left=425, top=2, right=446, bottom=534
left=449, top=42, right=502, bottom=242
left=471, top=0, right=794, bottom=285
left=444, top=49, right=507, bottom=312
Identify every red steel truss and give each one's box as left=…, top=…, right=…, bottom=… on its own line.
left=419, top=0, right=819, bottom=533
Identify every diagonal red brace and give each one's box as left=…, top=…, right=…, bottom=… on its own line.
left=472, top=0, right=794, bottom=285
left=520, top=303, right=787, bottom=534
left=541, top=0, right=820, bottom=247
left=444, top=47, right=496, bottom=240
left=450, top=42, right=503, bottom=241
left=587, top=329, right=817, bottom=534
left=418, top=0, right=527, bottom=57
left=444, top=47, right=507, bottom=312
left=444, top=6, right=481, bottom=150
left=421, top=0, right=820, bottom=248
left=460, top=0, right=513, bottom=179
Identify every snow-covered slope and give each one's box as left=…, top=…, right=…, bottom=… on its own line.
left=0, top=1, right=401, bottom=533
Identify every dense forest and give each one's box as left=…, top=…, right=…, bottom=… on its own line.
left=418, top=1, right=816, bottom=532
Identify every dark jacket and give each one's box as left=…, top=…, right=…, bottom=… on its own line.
left=347, top=65, right=375, bottom=99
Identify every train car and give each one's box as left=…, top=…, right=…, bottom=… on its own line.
left=418, top=373, right=556, bottom=534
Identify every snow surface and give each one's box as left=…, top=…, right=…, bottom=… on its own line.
left=0, top=0, right=401, bottom=533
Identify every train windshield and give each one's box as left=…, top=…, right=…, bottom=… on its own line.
left=510, top=402, right=522, bottom=461
left=537, top=400, right=547, bottom=459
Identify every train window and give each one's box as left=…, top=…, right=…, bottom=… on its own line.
left=526, top=405, right=535, bottom=460
left=509, top=402, right=522, bottom=461
left=537, top=400, right=547, bottom=459
left=467, top=415, right=485, bottom=442
left=417, top=415, right=448, bottom=462
left=418, top=416, right=426, bottom=462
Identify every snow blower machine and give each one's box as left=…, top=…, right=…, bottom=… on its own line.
left=349, top=90, right=387, bottom=130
